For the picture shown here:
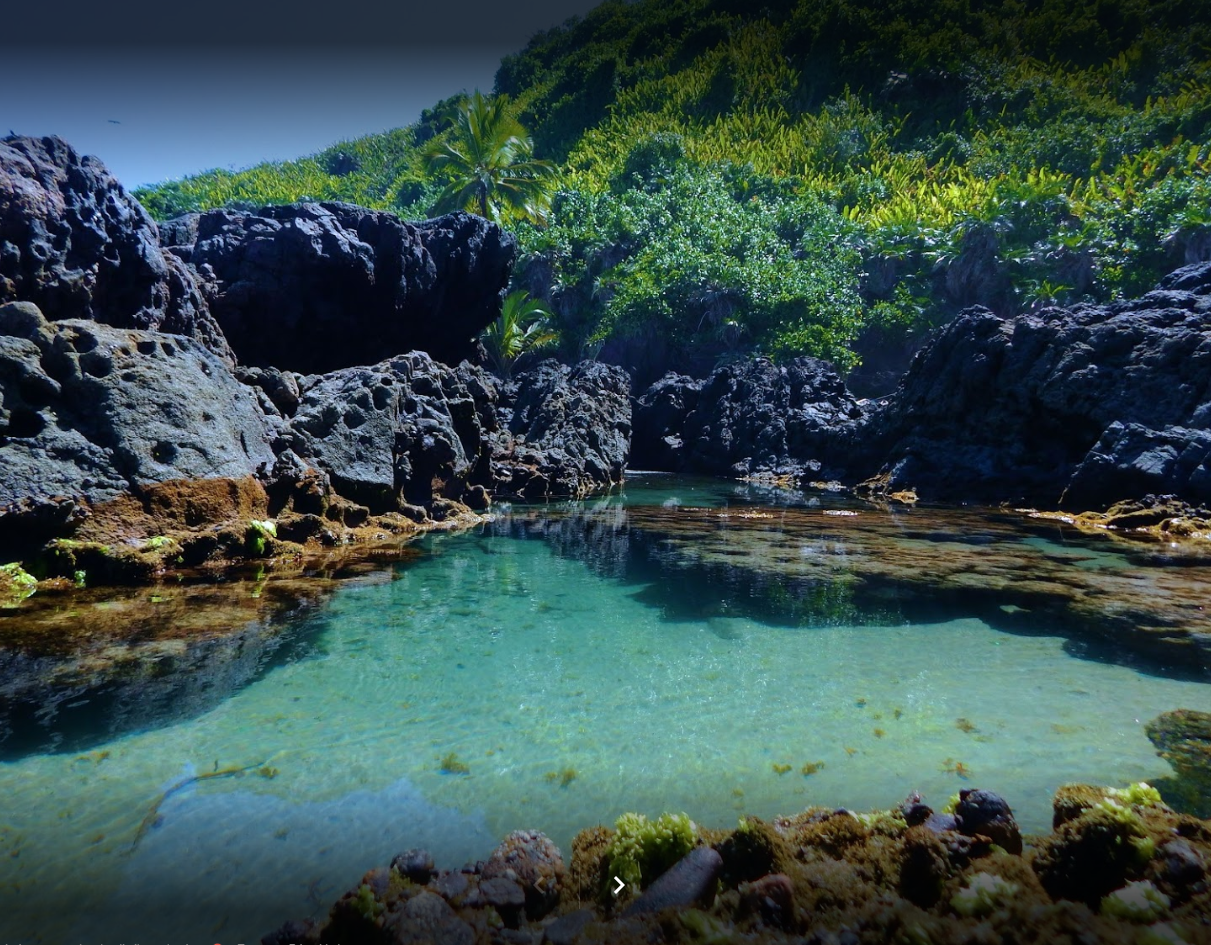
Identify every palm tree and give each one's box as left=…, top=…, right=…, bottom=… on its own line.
left=422, top=91, right=557, bottom=226
left=482, top=291, right=558, bottom=377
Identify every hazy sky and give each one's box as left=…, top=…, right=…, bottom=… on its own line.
left=1, top=1, right=606, bottom=188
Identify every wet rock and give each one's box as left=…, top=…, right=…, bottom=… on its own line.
left=923, top=812, right=959, bottom=834
left=738, top=872, right=795, bottom=929
left=1152, top=839, right=1207, bottom=900
left=482, top=830, right=565, bottom=920
left=492, top=361, right=631, bottom=500
left=899, top=790, right=933, bottom=826
left=542, top=908, right=593, bottom=945
left=0, top=135, right=231, bottom=360
left=433, top=870, right=470, bottom=903
left=392, top=848, right=436, bottom=885
left=384, top=890, right=474, bottom=945
left=955, top=788, right=1023, bottom=855
left=1145, top=709, right=1211, bottom=815
left=179, top=203, right=514, bottom=373
left=1032, top=806, right=1154, bottom=904
left=631, top=357, right=865, bottom=477
left=621, top=845, right=722, bottom=917
left=260, top=917, right=315, bottom=945
left=480, top=877, right=526, bottom=927
left=898, top=827, right=951, bottom=907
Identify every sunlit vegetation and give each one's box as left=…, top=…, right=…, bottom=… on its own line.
left=135, top=0, right=1211, bottom=373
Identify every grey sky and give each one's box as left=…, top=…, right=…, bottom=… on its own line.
left=1, top=1, right=606, bottom=188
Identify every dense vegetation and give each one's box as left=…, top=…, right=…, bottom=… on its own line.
left=136, top=0, right=1211, bottom=385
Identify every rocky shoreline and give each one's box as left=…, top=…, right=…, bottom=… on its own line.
left=4, top=133, right=1211, bottom=603
left=267, top=763, right=1211, bottom=945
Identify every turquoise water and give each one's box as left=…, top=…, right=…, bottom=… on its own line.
left=1, top=477, right=1209, bottom=941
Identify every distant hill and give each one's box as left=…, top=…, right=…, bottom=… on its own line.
left=136, top=0, right=1211, bottom=386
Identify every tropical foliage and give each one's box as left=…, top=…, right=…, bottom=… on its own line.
left=135, top=0, right=1211, bottom=377
left=422, top=91, right=558, bottom=225
left=481, top=290, right=558, bottom=377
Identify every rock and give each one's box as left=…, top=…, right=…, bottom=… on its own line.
left=482, top=830, right=565, bottom=920
left=1153, top=839, right=1206, bottom=896
left=1063, top=422, right=1211, bottom=508
left=631, top=357, right=865, bottom=478
left=178, top=203, right=514, bottom=373
left=283, top=352, right=493, bottom=513
left=864, top=263, right=1211, bottom=505
left=954, top=789, right=1023, bottom=855
left=391, top=848, right=436, bottom=885
left=260, top=917, right=315, bottom=945
left=621, top=845, right=722, bottom=917
left=923, top=812, right=959, bottom=834
left=542, top=908, right=594, bottom=945
left=738, top=872, right=795, bottom=929
left=0, top=306, right=273, bottom=554
left=0, top=135, right=230, bottom=360
left=480, top=877, right=526, bottom=927
left=491, top=361, right=631, bottom=500
left=383, top=890, right=474, bottom=945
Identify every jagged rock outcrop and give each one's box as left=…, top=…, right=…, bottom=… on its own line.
left=0, top=301, right=274, bottom=551
left=631, top=357, right=865, bottom=479
left=863, top=262, right=1211, bottom=505
left=491, top=360, right=631, bottom=500
left=278, top=353, right=495, bottom=514
left=163, top=204, right=515, bottom=374
left=0, top=135, right=230, bottom=360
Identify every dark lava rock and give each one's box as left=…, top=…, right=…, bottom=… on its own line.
left=0, top=135, right=230, bottom=361
left=481, top=829, right=565, bottom=920
left=383, top=890, right=475, bottom=945
left=282, top=352, right=493, bottom=513
left=177, top=203, right=514, bottom=373
left=631, top=357, right=865, bottom=477
left=0, top=302, right=273, bottom=550
left=1153, top=839, right=1206, bottom=898
left=492, top=361, right=631, bottom=500
left=621, top=845, right=722, bottom=917
left=392, top=848, right=436, bottom=885
left=954, top=788, right=1023, bottom=855
left=864, top=262, right=1211, bottom=505
left=260, top=917, right=315, bottom=945
left=923, top=812, right=959, bottom=834
left=479, top=876, right=526, bottom=927
left=542, top=908, right=594, bottom=945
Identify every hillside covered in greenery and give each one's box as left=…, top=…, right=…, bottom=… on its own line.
left=136, top=0, right=1211, bottom=387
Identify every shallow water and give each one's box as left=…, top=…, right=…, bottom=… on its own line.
left=1, top=476, right=1210, bottom=941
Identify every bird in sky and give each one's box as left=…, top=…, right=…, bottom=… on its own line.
left=108, top=119, right=121, bottom=124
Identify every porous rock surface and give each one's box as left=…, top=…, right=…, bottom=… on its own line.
left=0, top=135, right=230, bottom=360
left=0, top=301, right=273, bottom=550
left=862, top=261, right=1211, bottom=505
left=630, top=357, right=864, bottom=478
left=164, top=203, right=516, bottom=374
left=491, top=360, right=632, bottom=500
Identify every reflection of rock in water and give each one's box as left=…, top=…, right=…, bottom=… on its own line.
left=0, top=573, right=345, bottom=758
left=1146, top=709, right=1211, bottom=817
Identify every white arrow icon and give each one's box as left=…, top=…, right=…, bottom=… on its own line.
left=612, top=875, right=626, bottom=896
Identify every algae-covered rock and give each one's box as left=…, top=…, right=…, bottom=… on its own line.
left=481, top=829, right=564, bottom=920
left=0, top=562, right=36, bottom=606
left=604, top=812, right=698, bottom=889
left=1032, top=802, right=1157, bottom=904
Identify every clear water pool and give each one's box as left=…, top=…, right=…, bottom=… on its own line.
left=1, top=476, right=1208, bottom=941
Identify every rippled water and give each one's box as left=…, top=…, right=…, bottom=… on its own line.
left=1, top=476, right=1209, bottom=941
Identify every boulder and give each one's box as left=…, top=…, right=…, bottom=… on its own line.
left=491, top=360, right=631, bottom=499
left=0, top=302, right=273, bottom=551
left=862, top=262, right=1211, bottom=505
left=0, top=135, right=230, bottom=360
left=281, top=352, right=494, bottom=513
left=631, top=357, right=865, bottom=478
left=175, top=203, right=515, bottom=373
